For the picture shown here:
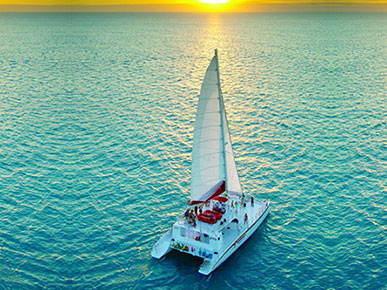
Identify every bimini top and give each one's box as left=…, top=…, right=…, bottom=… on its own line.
left=190, top=50, right=242, bottom=205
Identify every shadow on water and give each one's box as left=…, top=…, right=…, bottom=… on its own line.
left=165, top=250, right=204, bottom=272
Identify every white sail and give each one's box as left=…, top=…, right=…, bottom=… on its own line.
left=191, top=55, right=225, bottom=203
left=222, top=108, right=242, bottom=194
left=190, top=51, right=241, bottom=204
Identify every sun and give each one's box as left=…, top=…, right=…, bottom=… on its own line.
left=200, top=0, right=229, bottom=4
left=197, top=0, right=232, bottom=12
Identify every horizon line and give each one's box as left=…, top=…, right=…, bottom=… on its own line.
left=0, top=3, right=386, bottom=13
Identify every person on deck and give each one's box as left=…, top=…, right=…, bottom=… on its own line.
left=244, top=213, right=248, bottom=224
left=218, top=202, right=226, bottom=213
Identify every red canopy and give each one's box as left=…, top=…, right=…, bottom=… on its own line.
left=213, top=196, right=228, bottom=203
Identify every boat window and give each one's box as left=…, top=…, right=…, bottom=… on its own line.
left=190, top=230, right=200, bottom=241
left=187, top=229, right=199, bottom=240
left=180, top=227, right=186, bottom=237
left=202, top=233, right=209, bottom=244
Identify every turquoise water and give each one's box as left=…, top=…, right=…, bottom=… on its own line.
left=0, top=13, right=386, bottom=289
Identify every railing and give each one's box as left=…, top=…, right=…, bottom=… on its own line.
left=177, top=197, right=267, bottom=234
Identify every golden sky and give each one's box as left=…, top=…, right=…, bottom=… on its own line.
left=0, top=0, right=386, bottom=12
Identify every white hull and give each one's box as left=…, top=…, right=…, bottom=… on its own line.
left=199, top=204, right=270, bottom=275
left=151, top=199, right=270, bottom=275
left=151, top=228, right=172, bottom=259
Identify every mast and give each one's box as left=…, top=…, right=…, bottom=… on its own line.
left=214, top=49, right=228, bottom=192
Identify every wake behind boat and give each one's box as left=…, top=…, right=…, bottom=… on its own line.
left=152, top=50, right=270, bottom=275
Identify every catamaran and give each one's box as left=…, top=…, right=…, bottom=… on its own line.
left=151, top=50, right=270, bottom=275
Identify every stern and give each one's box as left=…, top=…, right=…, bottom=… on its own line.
left=151, top=228, right=172, bottom=259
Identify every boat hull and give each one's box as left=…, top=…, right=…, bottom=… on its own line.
left=151, top=228, right=172, bottom=259
left=199, top=204, right=270, bottom=275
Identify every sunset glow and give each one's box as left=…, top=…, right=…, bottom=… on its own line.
left=0, top=0, right=386, bottom=12
left=200, top=0, right=229, bottom=4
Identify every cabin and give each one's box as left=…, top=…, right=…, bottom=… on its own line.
left=171, top=224, right=223, bottom=260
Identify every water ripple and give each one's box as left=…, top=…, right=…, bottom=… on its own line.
left=0, top=12, right=386, bottom=289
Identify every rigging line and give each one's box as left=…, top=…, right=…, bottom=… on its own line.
left=215, top=49, right=228, bottom=191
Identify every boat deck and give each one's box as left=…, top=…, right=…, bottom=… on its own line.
left=178, top=195, right=267, bottom=237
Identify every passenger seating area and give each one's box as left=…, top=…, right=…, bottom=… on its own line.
left=197, top=209, right=223, bottom=224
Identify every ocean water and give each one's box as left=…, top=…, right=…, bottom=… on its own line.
left=0, top=12, right=386, bottom=289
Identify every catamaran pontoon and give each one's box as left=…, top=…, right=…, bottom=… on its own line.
left=151, top=50, right=270, bottom=275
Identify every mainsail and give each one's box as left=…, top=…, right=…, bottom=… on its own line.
left=190, top=50, right=242, bottom=204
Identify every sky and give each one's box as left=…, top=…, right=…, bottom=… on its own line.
left=0, top=0, right=386, bottom=12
